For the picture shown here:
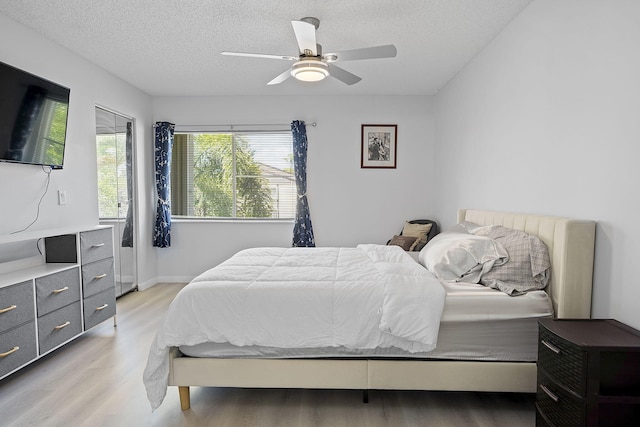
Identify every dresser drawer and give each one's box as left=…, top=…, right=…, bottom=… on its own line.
left=80, top=228, right=113, bottom=264
left=0, top=281, right=35, bottom=333
left=538, top=324, right=588, bottom=396
left=0, top=321, right=38, bottom=378
left=82, top=257, right=115, bottom=298
left=35, top=268, right=81, bottom=317
left=38, top=302, right=82, bottom=354
left=83, top=288, right=116, bottom=330
left=536, top=372, right=586, bottom=427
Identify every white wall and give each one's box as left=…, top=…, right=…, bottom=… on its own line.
left=152, top=95, right=435, bottom=280
left=0, top=13, right=157, bottom=286
left=434, top=0, right=640, bottom=328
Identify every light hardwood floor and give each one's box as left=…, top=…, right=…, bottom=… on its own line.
left=0, top=282, right=536, bottom=426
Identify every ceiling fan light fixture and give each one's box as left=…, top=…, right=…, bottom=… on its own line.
left=291, top=60, right=329, bottom=82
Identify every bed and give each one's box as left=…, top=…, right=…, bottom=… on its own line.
left=144, top=209, right=596, bottom=410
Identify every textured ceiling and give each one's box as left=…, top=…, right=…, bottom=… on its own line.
left=0, top=0, right=532, bottom=97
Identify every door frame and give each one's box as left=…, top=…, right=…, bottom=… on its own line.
left=95, top=104, right=138, bottom=294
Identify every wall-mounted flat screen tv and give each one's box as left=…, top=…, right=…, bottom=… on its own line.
left=0, top=60, right=70, bottom=169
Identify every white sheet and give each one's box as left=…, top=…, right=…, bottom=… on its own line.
left=143, top=245, right=446, bottom=410
left=439, top=281, right=552, bottom=321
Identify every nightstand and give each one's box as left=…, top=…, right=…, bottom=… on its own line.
left=536, top=318, right=640, bottom=427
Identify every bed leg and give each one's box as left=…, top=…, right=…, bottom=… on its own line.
left=179, top=386, right=190, bottom=410
left=363, top=390, right=369, bottom=403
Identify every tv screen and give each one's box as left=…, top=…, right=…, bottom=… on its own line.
left=0, top=60, right=70, bottom=169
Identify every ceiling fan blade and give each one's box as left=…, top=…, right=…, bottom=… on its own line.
left=291, top=20, right=317, bottom=56
left=267, top=68, right=293, bottom=85
left=327, top=64, right=362, bottom=85
left=323, top=44, right=397, bottom=62
left=221, top=51, right=297, bottom=61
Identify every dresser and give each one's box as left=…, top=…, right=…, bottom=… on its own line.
left=536, top=318, right=640, bottom=427
left=0, top=226, right=116, bottom=380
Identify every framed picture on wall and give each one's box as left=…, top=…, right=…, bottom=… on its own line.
left=361, top=124, right=397, bottom=168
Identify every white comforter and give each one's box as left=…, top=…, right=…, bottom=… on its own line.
left=143, top=244, right=446, bottom=409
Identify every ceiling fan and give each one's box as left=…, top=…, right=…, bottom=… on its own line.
left=221, top=17, right=397, bottom=86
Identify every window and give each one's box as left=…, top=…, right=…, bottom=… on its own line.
left=171, top=131, right=295, bottom=219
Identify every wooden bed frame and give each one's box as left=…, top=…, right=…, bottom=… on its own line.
left=168, top=209, right=596, bottom=410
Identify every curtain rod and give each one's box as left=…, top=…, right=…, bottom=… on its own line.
left=153, top=122, right=317, bottom=128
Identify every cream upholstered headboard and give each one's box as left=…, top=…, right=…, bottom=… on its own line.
left=457, top=209, right=595, bottom=319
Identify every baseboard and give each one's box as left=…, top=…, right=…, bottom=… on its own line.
left=138, top=276, right=192, bottom=290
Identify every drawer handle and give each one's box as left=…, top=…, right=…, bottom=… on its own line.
left=0, top=346, right=19, bottom=358
left=52, top=286, right=69, bottom=294
left=54, top=321, right=71, bottom=330
left=540, top=384, right=560, bottom=403
left=541, top=339, right=561, bottom=354
left=94, top=274, right=108, bottom=280
left=91, top=243, right=105, bottom=248
left=96, top=304, right=109, bottom=311
left=0, top=305, right=17, bottom=314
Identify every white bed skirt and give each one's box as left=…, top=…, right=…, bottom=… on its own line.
left=180, top=280, right=553, bottom=362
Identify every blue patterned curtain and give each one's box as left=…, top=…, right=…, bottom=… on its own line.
left=291, top=120, right=315, bottom=247
left=153, top=122, right=174, bottom=248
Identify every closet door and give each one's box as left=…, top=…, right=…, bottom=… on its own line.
left=95, top=107, right=137, bottom=297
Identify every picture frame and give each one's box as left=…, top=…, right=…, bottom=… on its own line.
left=361, top=124, right=397, bottom=168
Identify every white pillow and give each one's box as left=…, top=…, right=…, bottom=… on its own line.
left=419, top=232, right=509, bottom=283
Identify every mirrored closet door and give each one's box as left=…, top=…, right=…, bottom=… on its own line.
left=95, top=106, right=137, bottom=297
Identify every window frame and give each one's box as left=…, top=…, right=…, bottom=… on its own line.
left=170, top=128, right=296, bottom=221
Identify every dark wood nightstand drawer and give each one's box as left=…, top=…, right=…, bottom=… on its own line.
left=536, top=371, right=586, bottom=427
left=538, top=324, right=588, bottom=396
left=535, top=407, right=551, bottom=427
